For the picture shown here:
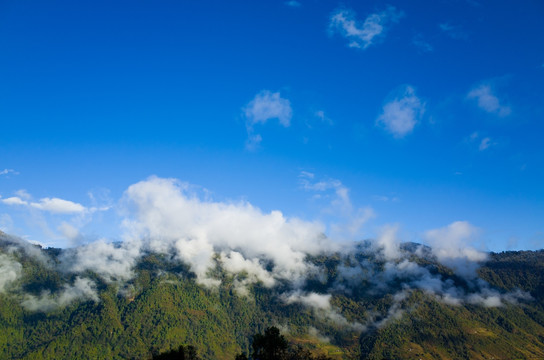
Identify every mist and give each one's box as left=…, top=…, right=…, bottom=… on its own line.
left=0, top=177, right=531, bottom=319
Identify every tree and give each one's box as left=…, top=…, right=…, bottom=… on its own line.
left=152, top=345, right=200, bottom=360
left=251, top=327, right=288, bottom=360
left=235, top=353, right=248, bottom=360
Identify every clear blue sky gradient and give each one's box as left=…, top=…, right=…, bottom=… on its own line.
left=1, top=0, right=543, bottom=250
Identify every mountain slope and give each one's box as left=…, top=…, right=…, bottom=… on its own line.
left=0, top=232, right=543, bottom=359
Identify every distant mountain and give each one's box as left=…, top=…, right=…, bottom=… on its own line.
left=0, top=231, right=543, bottom=359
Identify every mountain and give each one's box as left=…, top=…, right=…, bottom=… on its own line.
left=0, top=230, right=543, bottom=359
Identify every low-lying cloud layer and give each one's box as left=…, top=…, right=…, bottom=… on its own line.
left=21, top=277, right=99, bottom=312
left=0, top=253, right=22, bottom=293
left=0, top=177, right=532, bottom=325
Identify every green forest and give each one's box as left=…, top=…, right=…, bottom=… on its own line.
left=1, top=231, right=543, bottom=360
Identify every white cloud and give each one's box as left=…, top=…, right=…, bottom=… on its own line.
left=375, top=224, right=401, bottom=260
left=0, top=231, right=51, bottom=264
left=284, top=291, right=331, bottom=310
left=61, top=239, right=141, bottom=282
left=30, top=198, right=86, bottom=214
left=329, top=6, right=404, bottom=49
left=0, top=169, right=19, bottom=177
left=0, top=190, right=112, bottom=248
left=243, top=90, right=292, bottom=150
left=467, top=84, right=511, bottom=117
left=4, top=177, right=529, bottom=314
left=21, top=277, right=99, bottom=312
left=1, top=195, right=86, bottom=214
left=219, top=250, right=276, bottom=295
left=15, top=190, right=31, bottom=200
left=376, top=85, right=425, bottom=137
left=1, top=197, right=28, bottom=206
left=424, top=221, right=487, bottom=279
left=0, top=254, right=22, bottom=293
left=244, top=90, right=292, bottom=127
left=284, top=290, right=365, bottom=331
left=117, top=176, right=333, bottom=286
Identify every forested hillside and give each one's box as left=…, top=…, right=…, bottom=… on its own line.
left=0, top=231, right=543, bottom=359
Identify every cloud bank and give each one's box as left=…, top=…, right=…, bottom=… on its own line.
left=0, top=178, right=531, bottom=319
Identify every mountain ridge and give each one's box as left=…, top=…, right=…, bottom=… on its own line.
left=0, top=231, right=543, bottom=359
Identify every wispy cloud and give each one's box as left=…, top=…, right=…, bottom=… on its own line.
left=314, top=110, right=334, bottom=125
left=58, top=222, right=83, bottom=244
left=0, top=169, right=19, bottom=177
left=439, top=22, right=468, bottom=40
left=412, top=34, right=433, bottom=52
left=372, top=195, right=399, bottom=202
left=285, top=1, right=301, bottom=7
left=299, top=172, right=375, bottom=239
left=467, top=131, right=495, bottom=151
left=467, top=84, right=511, bottom=117
left=1, top=196, right=86, bottom=214
left=21, top=277, right=99, bottom=312
left=0, top=190, right=111, bottom=246
left=243, top=90, right=292, bottom=150
left=376, top=85, right=425, bottom=138
left=329, top=6, right=404, bottom=49
left=479, top=137, right=492, bottom=151
left=32, top=198, right=86, bottom=214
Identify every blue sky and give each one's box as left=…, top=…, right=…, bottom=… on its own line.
left=0, top=0, right=543, bottom=251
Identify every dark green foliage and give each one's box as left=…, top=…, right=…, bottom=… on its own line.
left=479, top=250, right=544, bottom=299
left=238, top=327, right=334, bottom=360
left=153, top=345, right=199, bottom=360
left=251, top=327, right=288, bottom=360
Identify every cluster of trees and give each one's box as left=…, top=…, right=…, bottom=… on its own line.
left=153, top=327, right=334, bottom=360
left=153, top=345, right=199, bottom=360
left=235, top=327, right=333, bottom=360
left=2, top=239, right=544, bottom=360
